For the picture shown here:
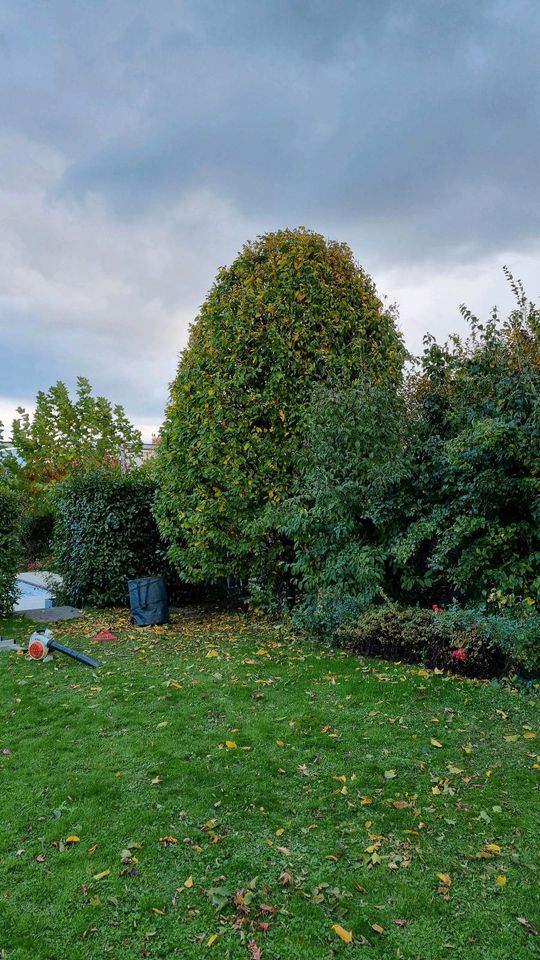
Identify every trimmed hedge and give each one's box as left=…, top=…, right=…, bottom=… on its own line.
left=53, top=468, right=180, bottom=608
left=337, top=605, right=539, bottom=679
left=0, top=490, right=23, bottom=617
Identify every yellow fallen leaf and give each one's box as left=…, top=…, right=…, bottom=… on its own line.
left=523, top=732, right=537, bottom=740
left=276, top=739, right=285, bottom=747
left=206, top=649, right=219, bottom=658
left=151, top=776, right=162, bottom=784
left=65, top=835, right=80, bottom=844
left=496, top=875, right=507, bottom=885
left=431, top=738, right=443, bottom=748
left=225, top=740, right=237, bottom=749
left=207, top=933, right=219, bottom=947
left=436, top=872, right=451, bottom=885
left=372, top=923, right=385, bottom=934
left=93, top=869, right=110, bottom=881
left=152, top=907, right=165, bottom=915
left=87, top=844, right=98, bottom=856
left=275, top=828, right=285, bottom=837
left=332, top=923, right=353, bottom=943
left=184, top=876, right=193, bottom=888
left=504, top=735, right=519, bottom=742
left=255, top=649, right=269, bottom=656
left=485, top=843, right=502, bottom=853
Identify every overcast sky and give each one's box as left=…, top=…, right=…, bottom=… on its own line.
left=1, top=0, right=539, bottom=440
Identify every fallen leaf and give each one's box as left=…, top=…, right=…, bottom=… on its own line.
left=225, top=741, right=237, bottom=749
left=332, top=923, right=353, bottom=943
left=65, top=835, right=81, bottom=844
left=496, top=875, right=506, bottom=885
left=372, top=924, right=385, bottom=934
left=35, top=854, right=45, bottom=863
left=384, top=769, right=397, bottom=780
left=248, top=940, right=262, bottom=959
left=207, top=933, right=219, bottom=947
left=93, top=869, right=110, bottom=881
left=393, top=919, right=409, bottom=927
left=159, top=836, right=178, bottom=846
left=184, top=876, right=194, bottom=888
left=436, top=872, right=451, bottom=886
left=430, top=738, right=443, bottom=749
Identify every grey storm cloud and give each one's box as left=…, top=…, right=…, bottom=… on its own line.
left=1, top=0, right=539, bottom=434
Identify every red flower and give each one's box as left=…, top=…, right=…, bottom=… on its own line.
left=452, top=649, right=466, bottom=661
left=432, top=604, right=444, bottom=614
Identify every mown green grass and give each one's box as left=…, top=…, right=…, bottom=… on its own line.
left=0, top=608, right=538, bottom=959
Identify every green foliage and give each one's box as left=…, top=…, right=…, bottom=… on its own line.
left=337, top=605, right=512, bottom=678
left=0, top=488, right=23, bottom=617
left=53, top=468, right=175, bottom=607
left=393, top=271, right=540, bottom=608
left=10, top=377, right=142, bottom=508
left=440, top=604, right=540, bottom=677
left=155, top=227, right=404, bottom=587
left=279, top=381, right=406, bottom=636
left=341, top=603, right=540, bottom=678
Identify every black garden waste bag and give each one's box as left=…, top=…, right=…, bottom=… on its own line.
left=127, top=576, right=169, bottom=626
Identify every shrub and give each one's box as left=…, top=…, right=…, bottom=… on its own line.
left=278, top=380, right=406, bottom=636
left=392, top=273, right=540, bottom=607
left=0, top=490, right=23, bottom=617
left=338, top=604, right=539, bottom=678
left=53, top=468, right=179, bottom=608
left=155, top=227, right=404, bottom=589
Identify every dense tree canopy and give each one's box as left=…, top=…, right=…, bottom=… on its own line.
left=155, top=228, right=404, bottom=584
left=8, top=377, right=142, bottom=507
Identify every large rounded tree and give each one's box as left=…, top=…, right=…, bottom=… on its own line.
left=155, top=228, right=404, bottom=585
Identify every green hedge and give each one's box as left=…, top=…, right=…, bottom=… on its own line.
left=53, top=468, right=179, bottom=608
left=0, top=490, right=23, bottom=617
left=338, top=605, right=539, bottom=679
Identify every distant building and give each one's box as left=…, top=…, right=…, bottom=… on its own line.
left=139, top=435, right=161, bottom=464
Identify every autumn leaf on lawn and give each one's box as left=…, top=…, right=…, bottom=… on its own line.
left=372, top=924, right=385, bottom=934
left=225, top=740, right=237, bottom=749
left=150, top=776, right=162, bottom=784
left=184, top=876, right=194, bottom=888
left=159, top=836, right=177, bottom=846
left=430, top=738, right=443, bottom=748
left=384, top=769, right=397, bottom=780
left=65, top=835, right=81, bottom=844
left=436, top=872, right=451, bottom=886
left=248, top=940, right=262, bottom=959
left=332, top=923, right=353, bottom=943
left=207, top=933, right=219, bottom=947
left=206, top=649, right=219, bottom=658
left=93, top=869, right=110, bottom=881
left=496, top=875, right=507, bottom=885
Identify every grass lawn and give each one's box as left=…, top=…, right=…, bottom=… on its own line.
left=0, top=608, right=539, bottom=960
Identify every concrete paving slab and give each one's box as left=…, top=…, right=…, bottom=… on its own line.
left=17, top=606, right=82, bottom=623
